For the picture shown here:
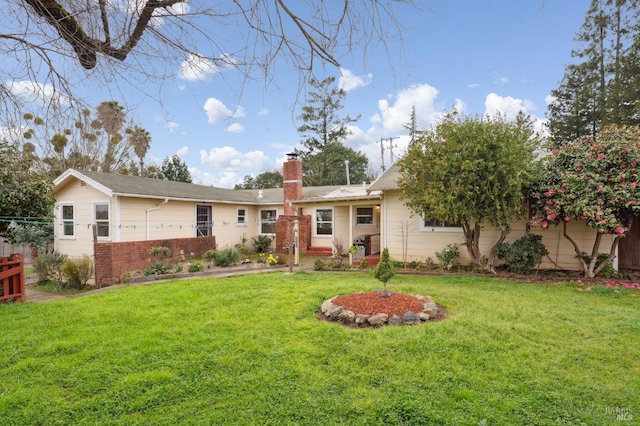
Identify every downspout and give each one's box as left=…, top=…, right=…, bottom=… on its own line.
left=146, top=198, right=168, bottom=240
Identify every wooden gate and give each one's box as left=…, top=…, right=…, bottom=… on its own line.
left=0, top=254, right=25, bottom=303
left=619, top=217, right=640, bottom=270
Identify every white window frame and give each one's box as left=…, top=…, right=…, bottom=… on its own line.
left=94, top=202, right=110, bottom=240
left=236, top=207, right=248, bottom=227
left=355, top=206, right=375, bottom=226
left=260, top=209, right=277, bottom=234
left=60, top=202, right=75, bottom=239
left=420, top=216, right=462, bottom=232
left=315, top=207, right=333, bottom=237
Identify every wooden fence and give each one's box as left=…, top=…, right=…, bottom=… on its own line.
left=0, top=254, right=25, bottom=303
left=0, top=238, right=33, bottom=263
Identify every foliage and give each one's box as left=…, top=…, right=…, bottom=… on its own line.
left=213, top=248, right=240, bottom=267
left=295, top=76, right=371, bottom=186
left=188, top=260, right=205, bottom=273
left=143, top=262, right=172, bottom=276
left=32, top=251, right=68, bottom=283
left=150, top=246, right=171, bottom=260
left=61, top=255, right=94, bottom=288
left=4, top=221, right=53, bottom=254
left=547, top=0, right=640, bottom=146
left=374, top=248, right=395, bottom=296
left=494, top=234, right=548, bottom=274
left=252, top=235, right=273, bottom=254
left=530, top=125, right=640, bottom=277
left=313, top=259, right=325, bottom=271
left=159, top=155, right=192, bottom=183
left=234, top=235, right=252, bottom=256
left=0, top=141, right=54, bottom=239
left=266, top=254, right=279, bottom=266
left=435, top=244, right=460, bottom=271
left=18, top=104, right=142, bottom=178
left=203, top=249, right=217, bottom=267
left=580, top=253, right=615, bottom=278
left=234, top=171, right=283, bottom=189
left=398, top=111, right=540, bottom=272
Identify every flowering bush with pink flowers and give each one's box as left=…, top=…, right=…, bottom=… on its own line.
left=531, top=125, right=640, bottom=277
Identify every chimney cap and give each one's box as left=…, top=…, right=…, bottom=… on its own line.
left=286, top=152, right=299, bottom=160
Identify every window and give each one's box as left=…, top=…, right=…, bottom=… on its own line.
left=94, top=203, right=110, bottom=238
left=196, top=205, right=213, bottom=237
left=260, top=209, right=277, bottom=234
left=420, top=217, right=462, bottom=232
left=237, top=208, right=247, bottom=226
left=61, top=203, right=74, bottom=237
left=356, top=207, right=374, bottom=225
left=315, top=208, right=333, bottom=236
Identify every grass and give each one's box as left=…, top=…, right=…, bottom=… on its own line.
left=1, top=272, right=638, bottom=425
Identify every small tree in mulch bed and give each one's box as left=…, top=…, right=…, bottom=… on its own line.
left=374, top=247, right=395, bottom=297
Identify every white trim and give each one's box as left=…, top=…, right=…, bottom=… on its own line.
left=354, top=206, right=376, bottom=227
left=195, top=204, right=213, bottom=237
left=94, top=201, right=111, bottom=241
left=59, top=202, right=75, bottom=239
left=259, top=208, right=277, bottom=235
left=420, top=217, right=463, bottom=233
left=314, top=207, right=334, bottom=238
left=236, top=207, right=248, bottom=227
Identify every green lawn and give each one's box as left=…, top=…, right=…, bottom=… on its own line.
left=1, top=272, right=638, bottom=425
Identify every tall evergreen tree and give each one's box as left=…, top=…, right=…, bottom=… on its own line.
left=547, top=0, right=640, bottom=146
left=160, top=155, right=192, bottom=183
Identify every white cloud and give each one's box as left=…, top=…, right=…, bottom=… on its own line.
left=199, top=146, right=269, bottom=171
left=176, top=146, right=189, bottom=156
left=203, top=98, right=245, bottom=124
left=179, top=54, right=220, bottom=81
left=257, top=108, right=269, bottom=116
left=225, top=123, right=244, bottom=133
left=467, top=83, right=479, bottom=89
left=339, top=68, right=373, bottom=92
left=484, top=93, right=535, bottom=120
left=369, top=84, right=442, bottom=137
left=545, top=94, right=556, bottom=106
left=4, top=80, right=69, bottom=106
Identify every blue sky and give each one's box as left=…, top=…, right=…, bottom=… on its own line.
left=6, top=1, right=590, bottom=188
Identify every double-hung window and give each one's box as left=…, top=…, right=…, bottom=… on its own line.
left=61, top=203, right=75, bottom=238
left=237, top=208, right=247, bottom=226
left=260, top=209, right=277, bottom=234
left=94, top=203, right=110, bottom=238
left=315, top=208, right=333, bottom=236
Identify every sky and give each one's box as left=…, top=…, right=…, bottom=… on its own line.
left=5, top=1, right=591, bottom=188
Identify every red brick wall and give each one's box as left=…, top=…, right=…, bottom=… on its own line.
left=94, top=236, right=216, bottom=285
left=275, top=215, right=310, bottom=254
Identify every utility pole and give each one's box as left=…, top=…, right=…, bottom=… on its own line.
left=378, top=137, right=399, bottom=171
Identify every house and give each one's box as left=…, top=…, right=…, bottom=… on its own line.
left=53, top=154, right=637, bottom=284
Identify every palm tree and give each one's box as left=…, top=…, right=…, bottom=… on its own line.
left=127, top=126, right=152, bottom=174
left=96, top=101, right=125, bottom=172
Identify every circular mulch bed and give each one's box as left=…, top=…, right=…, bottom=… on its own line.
left=319, top=291, right=447, bottom=328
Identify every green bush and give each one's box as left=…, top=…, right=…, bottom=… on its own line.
left=150, top=246, right=171, bottom=260
left=188, top=260, right=205, bottom=273
left=374, top=248, right=396, bottom=296
left=62, top=255, right=94, bottom=288
left=32, top=251, right=68, bottom=283
left=494, top=234, right=548, bottom=274
left=203, top=249, right=216, bottom=267
left=252, top=235, right=272, bottom=253
left=234, top=235, right=252, bottom=256
left=144, top=262, right=171, bottom=276
left=580, top=252, right=615, bottom=278
left=213, top=248, right=240, bottom=267
left=435, top=244, right=460, bottom=270
left=313, top=259, right=325, bottom=271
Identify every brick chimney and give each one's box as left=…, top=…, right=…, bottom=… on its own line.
left=283, top=152, right=302, bottom=216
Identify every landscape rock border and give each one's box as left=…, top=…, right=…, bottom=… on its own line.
left=319, top=292, right=447, bottom=328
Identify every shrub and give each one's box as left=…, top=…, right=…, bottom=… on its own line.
left=435, top=244, right=460, bottom=270
left=494, top=234, right=548, bottom=274
left=234, top=235, right=252, bottom=256
left=374, top=248, right=395, bottom=296
left=252, top=235, right=272, bottom=253
left=580, top=252, right=615, bottom=278
left=144, top=262, right=171, bottom=276
left=313, top=259, right=325, bottom=271
left=62, top=255, right=94, bottom=288
left=213, top=248, right=240, bottom=267
left=203, top=249, right=216, bottom=267
left=32, top=251, right=68, bottom=283
left=188, top=260, right=205, bottom=273
left=150, top=246, right=171, bottom=260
